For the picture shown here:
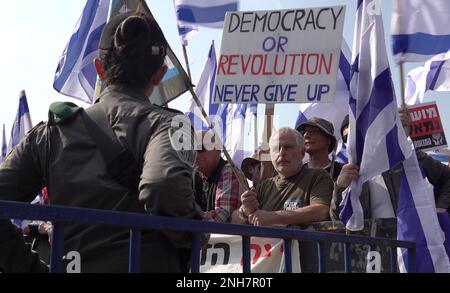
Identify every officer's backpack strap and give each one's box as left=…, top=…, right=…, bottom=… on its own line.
left=48, top=101, right=139, bottom=190
left=83, top=103, right=124, bottom=168
left=83, top=103, right=140, bottom=190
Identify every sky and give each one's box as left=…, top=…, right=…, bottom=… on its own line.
left=1, top=0, right=450, bottom=149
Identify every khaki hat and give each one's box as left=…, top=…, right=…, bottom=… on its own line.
left=296, top=117, right=337, bottom=153
left=241, top=153, right=261, bottom=180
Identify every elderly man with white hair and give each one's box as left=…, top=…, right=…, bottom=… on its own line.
left=231, top=127, right=333, bottom=226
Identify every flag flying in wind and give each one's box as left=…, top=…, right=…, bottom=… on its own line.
left=53, top=0, right=109, bottom=104
left=391, top=0, right=450, bottom=63
left=341, top=1, right=450, bottom=273
left=339, top=0, right=412, bottom=230
left=174, top=0, right=238, bottom=45
left=405, top=50, right=450, bottom=105
left=7, top=90, right=33, bottom=153
left=186, top=42, right=256, bottom=167
left=295, top=39, right=351, bottom=141
left=397, top=147, right=450, bottom=272
left=109, top=0, right=191, bottom=105
left=1, top=124, right=6, bottom=163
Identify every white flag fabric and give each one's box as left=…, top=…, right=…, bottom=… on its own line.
left=339, top=0, right=412, bottom=231
left=295, top=39, right=351, bottom=141
left=405, top=51, right=450, bottom=105
left=342, top=1, right=450, bottom=273
left=53, top=0, right=109, bottom=104
left=336, top=139, right=348, bottom=164
left=1, top=124, right=6, bottom=163
left=391, top=0, right=450, bottom=63
left=186, top=42, right=256, bottom=167
left=396, top=141, right=450, bottom=273
left=7, top=90, right=33, bottom=153
left=174, top=0, right=238, bottom=45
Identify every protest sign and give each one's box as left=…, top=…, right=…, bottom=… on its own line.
left=407, top=101, right=448, bottom=151
left=200, top=234, right=300, bottom=273
left=213, top=6, right=345, bottom=104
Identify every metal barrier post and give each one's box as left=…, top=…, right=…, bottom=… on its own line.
left=128, top=228, right=141, bottom=273
left=50, top=222, right=64, bottom=273
left=317, top=241, right=326, bottom=273
left=283, top=239, right=292, bottom=273
left=389, top=247, right=397, bottom=273
left=190, top=233, right=202, bottom=273
left=407, top=246, right=416, bottom=273
left=242, top=236, right=251, bottom=273
left=344, top=243, right=352, bottom=273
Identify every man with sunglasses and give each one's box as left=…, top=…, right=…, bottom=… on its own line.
left=297, top=117, right=343, bottom=182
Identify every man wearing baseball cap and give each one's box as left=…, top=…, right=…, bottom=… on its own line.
left=297, top=117, right=343, bottom=181
left=241, top=147, right=274, bottom=188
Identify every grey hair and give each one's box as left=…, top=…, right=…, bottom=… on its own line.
left=269, top=127, right=305, bottom=148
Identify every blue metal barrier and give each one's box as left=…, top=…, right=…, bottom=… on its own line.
left=0, top=200, right=416, bottom=273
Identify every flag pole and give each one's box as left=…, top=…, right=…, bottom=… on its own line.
left=253, top=112, right=258, bottom=153
left=259, top=104, right=274, bottom=180
left=399, top=62, right=407, bottom=109
left=188, top=86, right=250, bottom=191
left=182, top=44, right=192, bottom=80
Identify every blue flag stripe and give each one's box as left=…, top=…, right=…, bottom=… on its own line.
left=428, top=60, right=446, bottom=90
left=385, top=124, right=406, bottom=167
left=176, top=3, right=238, bottom=24
left=397, top=168, right=435, bottom=272
left=53, top=0, right=101, bottom=91
left=392, top=33, right=450, bottom=56
left=355, top=68, right=395, bottom=165
left=339, top=51, right=351, bottom=89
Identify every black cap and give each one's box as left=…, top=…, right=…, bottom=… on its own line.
left=99, top=12, right=166, bottom=57
left=99, top=12, right=132, bottom=51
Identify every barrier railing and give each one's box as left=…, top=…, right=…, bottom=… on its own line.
left=0, top=200, right=416, bottom=273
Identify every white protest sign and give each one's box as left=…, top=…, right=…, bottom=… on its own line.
left=213, top=6, right=346, bottom=104
left=199, top=234, right=300, bottom=273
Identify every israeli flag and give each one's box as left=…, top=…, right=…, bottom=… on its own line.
left=7, top=90, right=33, bottom=153
left=405, top=51, right=450, bottom=105
left=295, top=39, right=351, bottom=141
left=339, top=0, right=412, bottom=230
left=174, top=0, right=238, bottom=45
left=186, top=42, right=225, bottom=133
left=53, top=0, right=109, bottom=104
left=392, top=0, right=450, bottom=63
left=109, top=0, right=191, bottom=105
left=186, top=42, right=256, bottom=166
left=1, top=124, right=6, bottom=163
left=336, top=139, right=348, bottom=164
left=397, top=145, right=450, bottom=272
left=342, top=1, right=450, bottom=273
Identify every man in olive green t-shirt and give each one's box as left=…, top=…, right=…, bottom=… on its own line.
left=231, top=127, right=333, bottom=226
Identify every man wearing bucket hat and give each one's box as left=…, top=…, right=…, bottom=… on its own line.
left=297, top=117, right=343, bottom=182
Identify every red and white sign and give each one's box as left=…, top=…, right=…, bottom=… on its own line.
left=407, top=102, right=447, bottom=152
